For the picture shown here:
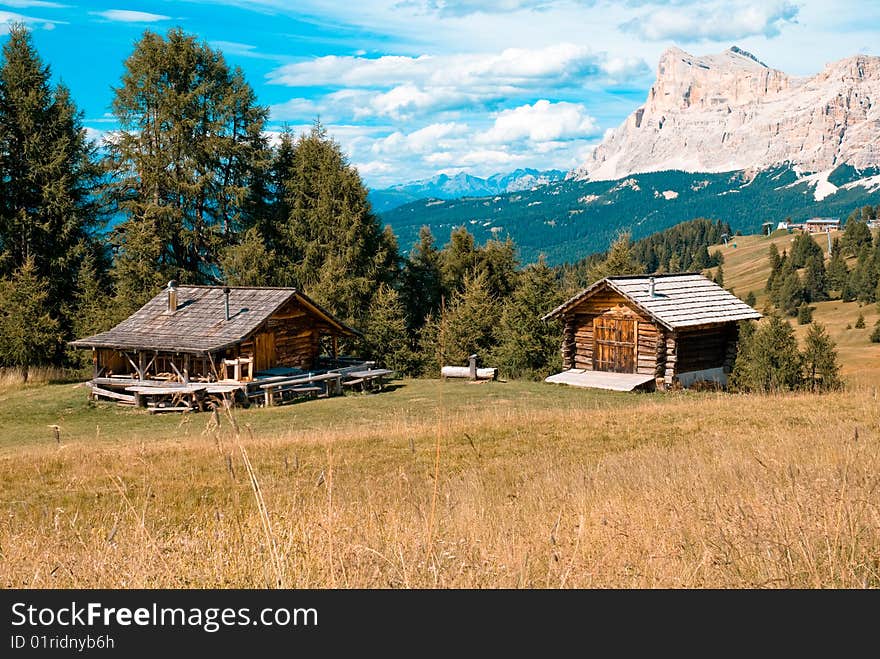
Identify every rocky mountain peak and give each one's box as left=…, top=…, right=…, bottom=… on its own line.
left=573, top=47, right=880, bottom=182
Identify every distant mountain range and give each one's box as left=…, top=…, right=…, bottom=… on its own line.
left=379, top=46, right=880, bottom=264
left=368, top=168, right=566, bottom=213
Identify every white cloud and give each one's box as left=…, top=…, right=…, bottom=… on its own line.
left=622, top=1, right=799, bottom=42
left=268, top=43, right=642, bottom=90
left=0, top=8, right=63, bottom=31
left=372, top=122, right=469, bottom=155
left=1, top=1, right=66, bottom=7
left=92, top=10, right=170, bottom=23
left=479, top=100, right=599, bottom=144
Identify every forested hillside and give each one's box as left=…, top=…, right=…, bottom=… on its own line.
left=381, top=166, right=880, bottom=264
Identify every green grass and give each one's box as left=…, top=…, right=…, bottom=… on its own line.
left=0, top=378, right=644, bottom=451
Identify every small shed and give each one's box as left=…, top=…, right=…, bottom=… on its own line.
left=542, top=273, right=761, bottom=391
left=70, top=283, right=359, bottom=387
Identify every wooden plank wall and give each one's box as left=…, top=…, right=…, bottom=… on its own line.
left=235, top=298, right=328, bottom=371
left=674, top=325, right=733, bottom=374
left=565, top=287, right=660, bottom=375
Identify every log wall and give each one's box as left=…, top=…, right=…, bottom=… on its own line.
left=565, top=287, right=660, bottom=375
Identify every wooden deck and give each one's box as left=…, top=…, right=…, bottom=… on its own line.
left=545, top=369, right=656, bottom=392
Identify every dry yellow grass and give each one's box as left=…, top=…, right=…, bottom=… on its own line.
left=1, top=381, right=878, bottom=588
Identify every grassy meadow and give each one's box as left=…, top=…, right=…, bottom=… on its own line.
left=1, top=378, right=878, bottom=588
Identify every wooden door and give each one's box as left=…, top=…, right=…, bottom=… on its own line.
left=254, top=331, right=276, bottom=372
left=593, top=316, right=636, bottom=373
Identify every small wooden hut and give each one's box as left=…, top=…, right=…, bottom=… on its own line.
left=542, top=273, right=761, bottom=391
left=70, top=283, right=360, bottom=405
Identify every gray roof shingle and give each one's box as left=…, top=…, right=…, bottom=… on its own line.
left=70, top=286, right=357, bottom=353
left=543, top=273, right=762, bottom=329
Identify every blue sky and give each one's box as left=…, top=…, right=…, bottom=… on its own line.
left=3, top=1, right=879, bottom=188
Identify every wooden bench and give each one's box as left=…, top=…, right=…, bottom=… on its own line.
left=259, top=373, right=343, bottom=406
left=341, top=368, right=395, bottom=392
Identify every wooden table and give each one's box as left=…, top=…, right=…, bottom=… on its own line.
left=259, top=372, right=343, bottom=406
left=126, top=385, right=207, bottom=411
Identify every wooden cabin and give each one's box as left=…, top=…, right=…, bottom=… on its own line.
left=70, top=283, right=360, bottom=404
left=542, top=273, right=761, bottom=391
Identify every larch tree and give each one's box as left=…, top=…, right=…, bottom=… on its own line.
left=0, top=23, right=100, bottom=355
left=106, top=28, right=269, bottom=297
left=587, top=232, right=645, bottom=282
left=801, top=322, right=841, bottom=391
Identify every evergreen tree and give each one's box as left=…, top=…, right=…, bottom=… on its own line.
left=477, top=237, right=519, bottom=299
left=272, top=123, right=397, bottom=325
left=801, top=323, right=841, bottom=391
left=777, top=271, right=804, bottom=316
left=841, top=216, right=872, bottom=256
left=870, top=320, right=880, bottom=343
left=587, top=232, right=644, bottom=281
left=745, top=291, right=757, bottom=307
left=855, top=312, right=865, bottom=329
left=400, top=226, right=443, bottom=331
left=847, top=244, right=878, bottom=303
left=731, top=315, right=802, bottom=392
left=218, top=227, right=275, bottom=286
left=827, top=248, right=849, bottom=294
left=790, top=232, right=823, bottom=268
left=422, top=273, right=498, bottom=372
left=106, top=29, right=269, bottom=285
left=492, top=257, right=563, bottom=379
left=797, top=303, right=813, bottom=325
left=440, top=226, right=478, bottom=294
left=712, top=263, right=724, bottom=287
left=70, top=252, right=115, bottom=349
left=0, top=257, right=61, bottom=378
left=766, top=244, right=784, bottom=292
left=362, top=284, right=420, bottom=375
left=109, top=215, right=166, bottom=315
left=0, top=24, right=100, bottom=350
left=802, top=253, right=829, bottom=302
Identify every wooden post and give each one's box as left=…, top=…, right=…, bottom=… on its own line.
left=92, top=349, right=98, bottom=380
left=183, top=354, right=190, bottom=385
left=468, top=354, right=478, bottom=380
left=137, top=352, right=146, bottom=380
left=332, top=335, right=338, bottom=361
left=264, top=388, right=273, bottom=407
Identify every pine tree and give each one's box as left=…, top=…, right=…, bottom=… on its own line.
left=272, top=123, right=397, bottom=325
left=109, top=215, right=166, bottom=316
left=422, top=273, right=498, bottom=372
left=362, top=284, right=419, bottom=375
left=0, top=24, right=100, bottom=348
left=745, top=291, right=757, bottom=307
left=731, top=315, right=802, bottom=392
left=441, top=226, right=478, bottom=294
left=870, top=320, right=880, bottom=343
left=400, top=226, right=443, bottom=331
left=492, top=257, right=563, bottom=379
left=797, top=303, right=813, bottom=325
left=218, top=227, right=275, bottom=286
left=801, top=323, right=841, bottom=391
left=842, top=216, right=872, bottom=256
left=587, top=232, right=645, bottom=282
left=855, top=312, right=865, bottom=329
left=477, top=237, right=519, bottom=299
left=712, top=263, right=724, bottom=287
left=827, top=249, right=849, bottom=294
left=790, top=232, right=823, bottom=268
left=106, top=29, right=269, bottom=285
left=777, top=271, right=804, bottom=316
left=803, top=253, right=829, bottom=302
left=766, top=244, right=783, bottom=292
left=0, top=257, right=61, bottom=378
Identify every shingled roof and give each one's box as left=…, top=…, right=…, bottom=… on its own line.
left=70, top=286, right=358, bottom=354
left=542, top=273, right=761, bottom=330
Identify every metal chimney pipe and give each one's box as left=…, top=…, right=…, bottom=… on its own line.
left=649, top=276, right=656, bottom=298
left=167, top=280, right=178, bottom=312
left=223, top=286, right=231, bottom=321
